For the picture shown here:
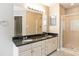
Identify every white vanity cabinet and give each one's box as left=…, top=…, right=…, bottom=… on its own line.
left=19, top=50, right=31, bottom=56
left=46, top=37, right=58, bottom=55
left=32, top=46, right=42, bottom=56
left=46, top=38, right=53, bottom=55
left=51, top=37, right=58, bottom=52
left=16, top=37, right=58, bottom=56
left=18, top=41, right=42, bottom=56
left=31, top=41, right=42, bottom=56
left=41, top=40, right=46, bottom=56
left=18, top=44, right=32, bottom=56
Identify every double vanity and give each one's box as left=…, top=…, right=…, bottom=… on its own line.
left=13, top=33, right=58, bottom=56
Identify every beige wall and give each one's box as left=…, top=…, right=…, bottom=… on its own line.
left=42, top=5, right=49, bottom=32
left=49, top=3, right=60, bottom=34
left=49, top=4, right=66, bottom=33
left=48, top=4, right=66, bottom=48
left=66, top=7, right=79, bottom=15
left=49, top=3, right=61, bottom=49
left=60, top=5, right=66, bottom=15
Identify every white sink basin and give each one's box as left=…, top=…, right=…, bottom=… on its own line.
left=41, top=35, right=53, bottom=39
left=47, top=35, right=53, bottom=37
left=22, top=39, right=33, bottom=43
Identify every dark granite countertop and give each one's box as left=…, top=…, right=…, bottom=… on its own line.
left=12, top=33, right=58, bottom=47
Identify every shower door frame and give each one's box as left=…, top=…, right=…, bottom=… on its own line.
left=60, top=13, right=79, bottom=49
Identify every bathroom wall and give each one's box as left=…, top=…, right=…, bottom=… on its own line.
left=66, top=7, right=79, bottom=14
left=49, top=3, right=60, bottom=34
left=42, top=5, right=49, bottom=32
left=13, top=3, right=27, bottom=36
left=60, top=5, right=66, bottom=15
left=0, top=3, right=14, bottom=56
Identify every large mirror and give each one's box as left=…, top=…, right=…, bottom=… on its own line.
left=13, top=3, right=50, bottom=36
left=26, top=10, right=42, bottom=35
left=14, top=10, right=43, bottom=36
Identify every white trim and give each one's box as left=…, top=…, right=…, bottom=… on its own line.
left=60, top=17, right=64, bottom=49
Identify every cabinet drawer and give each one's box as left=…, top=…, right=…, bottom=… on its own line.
left=32, top=41, right=41, bottom=48
left=18, top=44, right=31, bottom=53
left=19, top=50, right=31, bottom=56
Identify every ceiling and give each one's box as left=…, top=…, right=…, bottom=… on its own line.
left=60, top=3, right=79, bottom=9
left=14, top=3, right=79, bottom=9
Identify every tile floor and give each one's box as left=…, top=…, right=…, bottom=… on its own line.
left=50, top=51, right=74, bottom=56
left=50, top=49, right=76, bottom=56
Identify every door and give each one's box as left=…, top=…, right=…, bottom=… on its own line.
left=46, top=39, right=53, bottom=55
left=63, top=15, right=79, bottom=48
left=14, top=16, right=22, bottom=36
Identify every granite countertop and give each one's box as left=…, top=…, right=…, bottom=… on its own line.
left=12, top=33, right=58, bottom=47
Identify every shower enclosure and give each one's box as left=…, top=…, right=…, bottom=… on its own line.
left=61, top=14, right=79, bottom=50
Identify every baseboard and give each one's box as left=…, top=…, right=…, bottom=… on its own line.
left=47, top=49, right=57, bottom=56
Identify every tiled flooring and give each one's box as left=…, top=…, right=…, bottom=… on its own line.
left=50, top=49, right=79, bottom=56
left=50, top=51, right=74, bottom=56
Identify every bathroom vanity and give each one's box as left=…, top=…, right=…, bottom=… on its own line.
left=13, top=33, right=58, bottom=56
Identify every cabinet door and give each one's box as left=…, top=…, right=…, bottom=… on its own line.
left=41, top=40, right=46, bottom=56
left=18, top=44, right=31, bottom=53
left=19, top=50, right=31, bottom=56
left=46, top=39, right=53, bottom=55
left=32, top=46, right=41, bottom=56
left=46, top=38, right=58, bottom=55
left=52, top=37, right=58, bottom=51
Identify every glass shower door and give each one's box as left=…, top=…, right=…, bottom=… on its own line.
left=63, top=15, right=79, bottom=48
